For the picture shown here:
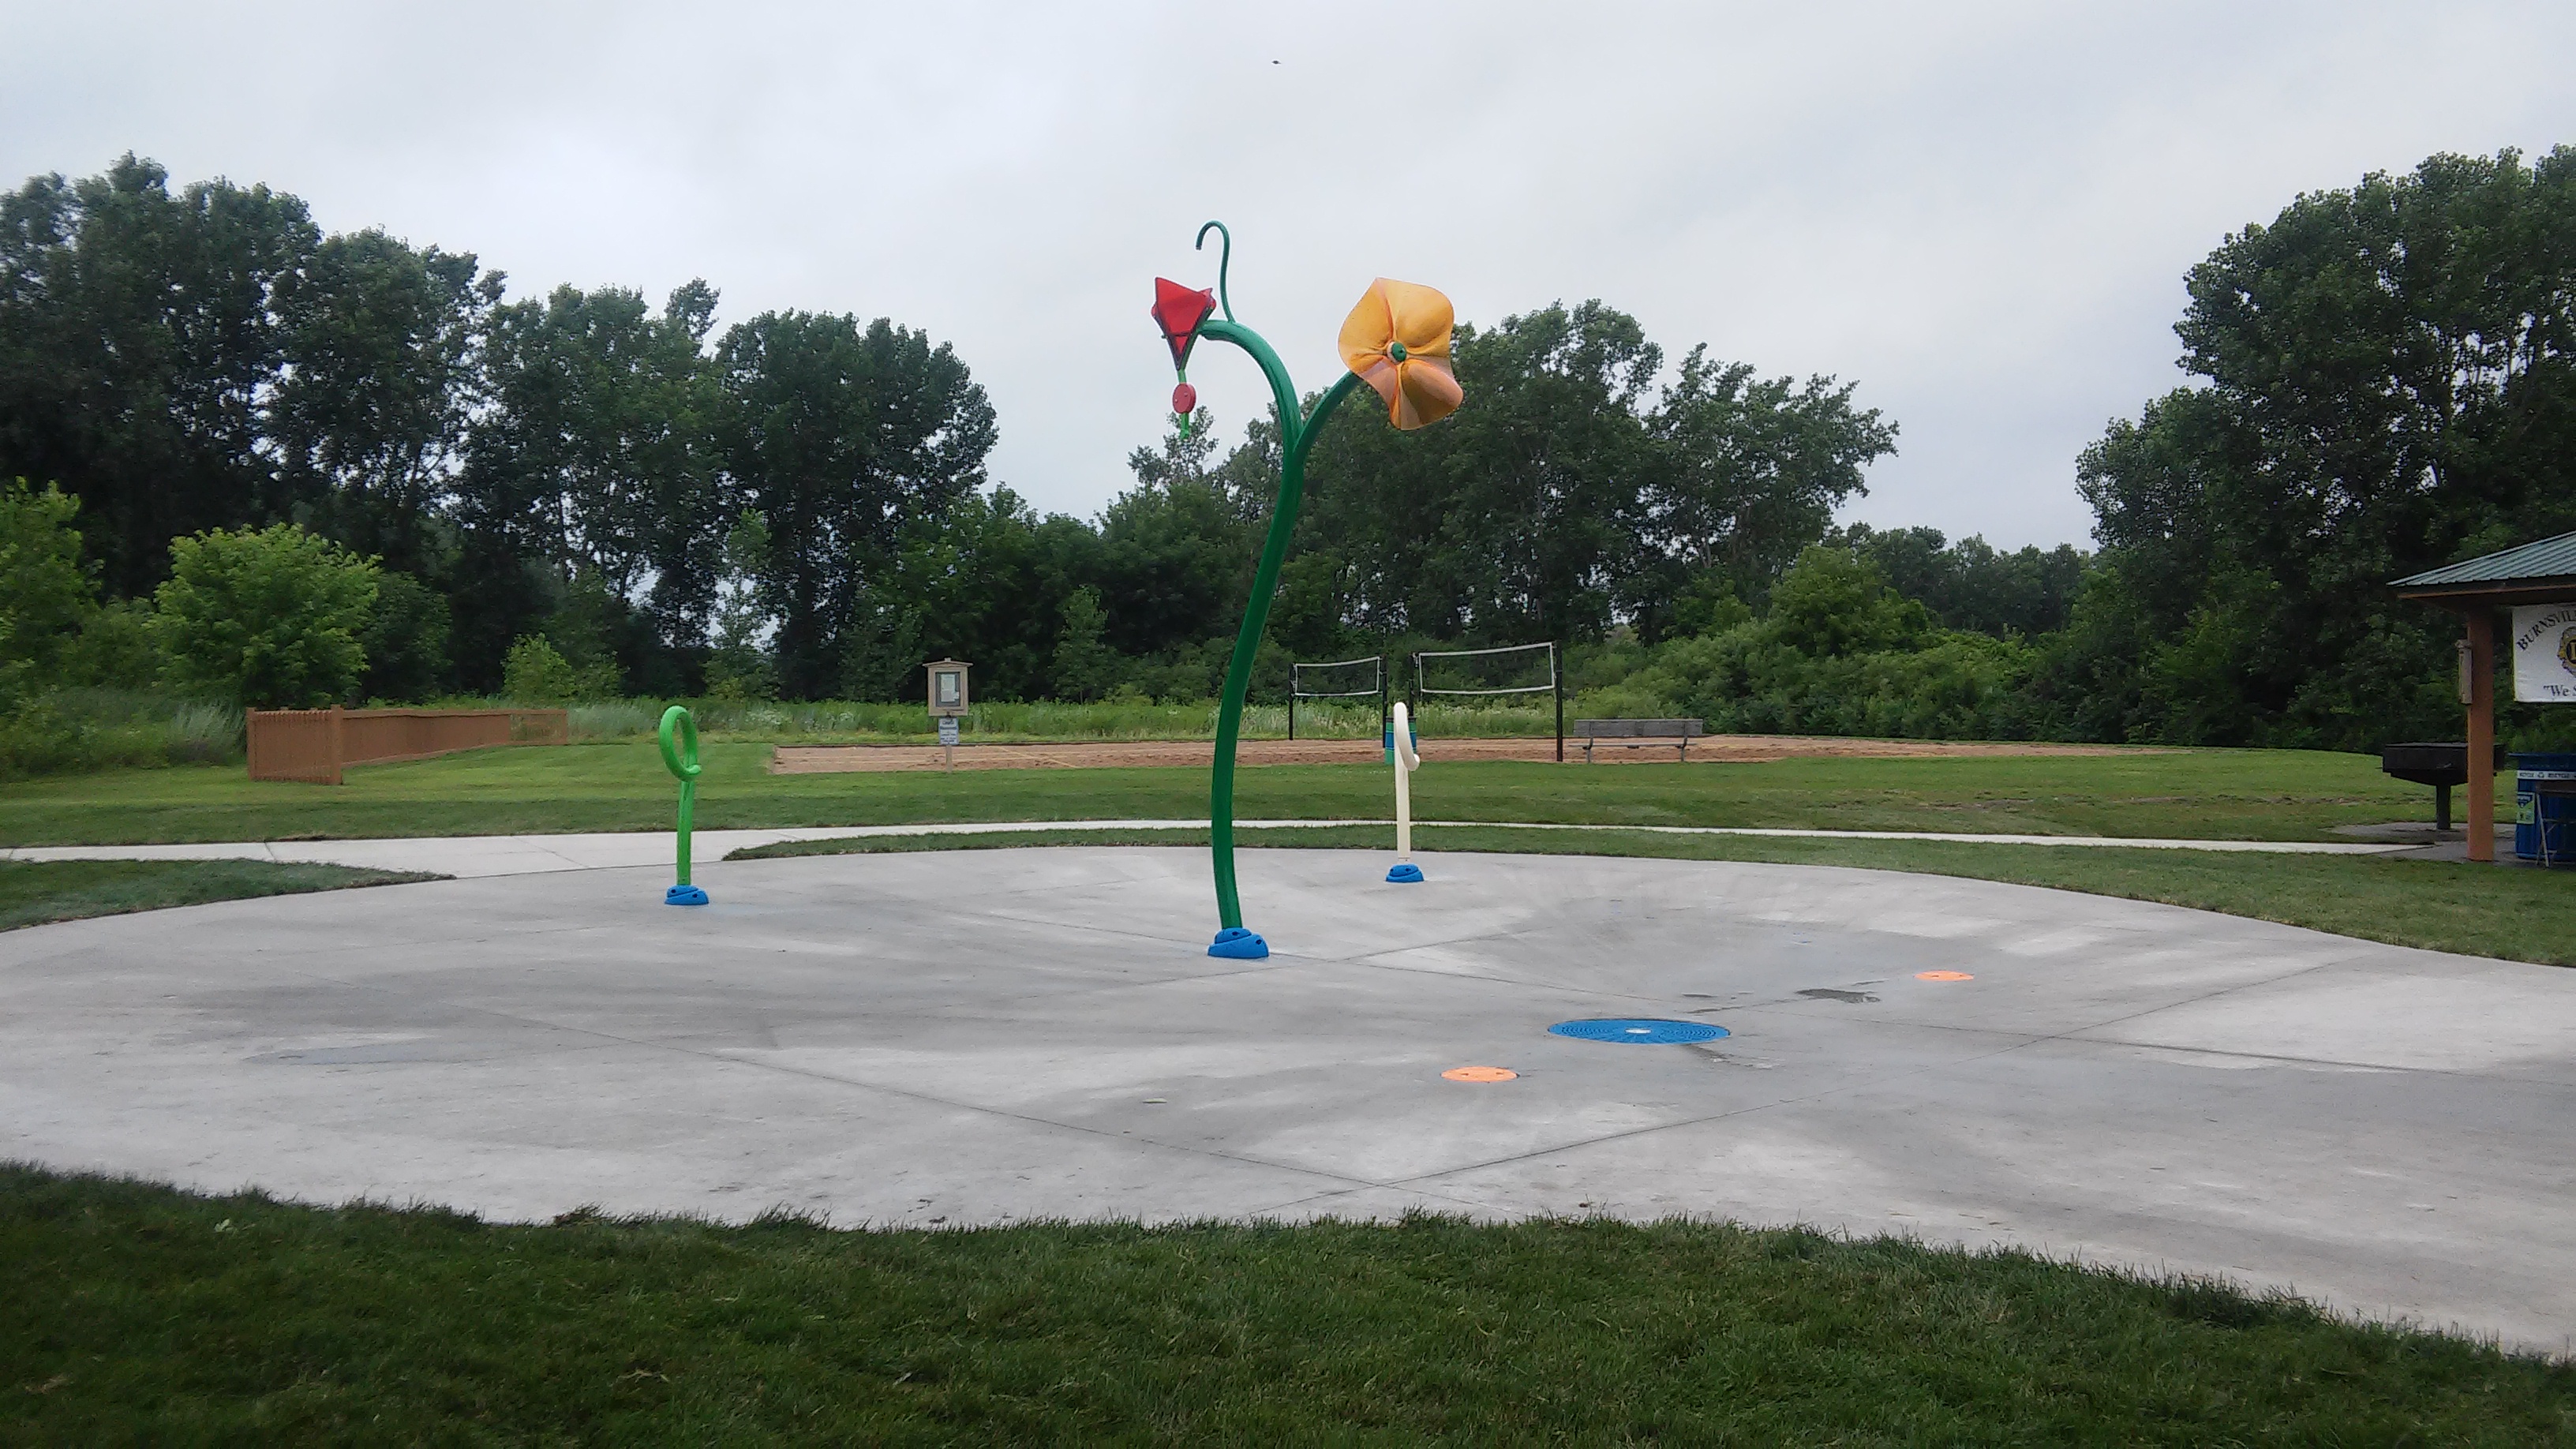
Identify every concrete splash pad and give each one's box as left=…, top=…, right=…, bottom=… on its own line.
left=4, top=847, right=2572, bottom=1350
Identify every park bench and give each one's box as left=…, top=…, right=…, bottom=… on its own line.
left=1574, top=717, right=1706, bottom=762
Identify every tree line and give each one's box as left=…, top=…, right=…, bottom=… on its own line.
left=6, top=146, right=2570, bottom=754
left=0, top=156, right=993, bottom=702
left=0, top=155, right=1899, bottom=712
left=2044, top=144, right=2576, bottom=750
left=1566, top=144, right=2576, bottom=753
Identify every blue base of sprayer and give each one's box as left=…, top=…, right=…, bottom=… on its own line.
left=1208, top=927, right=1269, bottom=959
left=1386, top=862, right=1424, bottom=883
left=665, top=884, right=708, bottom=906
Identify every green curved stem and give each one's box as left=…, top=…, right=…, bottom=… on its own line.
left=1195, top=221, right=1235, bottom=322
left=1286, top=373, right=1361, bottom=479
left=1198, top=319, right=1297, bottom=440
left=672, top=780, right=696, bottom=886
left=1196, top=316, right=1365, bottom=930
left=659, top=705, right=701, bottom=886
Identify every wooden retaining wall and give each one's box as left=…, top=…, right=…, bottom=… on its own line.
left=245, top=707, right=569, bottom=784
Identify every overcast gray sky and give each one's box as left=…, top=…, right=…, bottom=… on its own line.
left=6, top=1, right=2572, bottom=549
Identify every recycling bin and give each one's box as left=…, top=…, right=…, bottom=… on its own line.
left=2511, top=752, right=2576, bottom=863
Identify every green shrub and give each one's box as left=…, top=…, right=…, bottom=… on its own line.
left=1049, top=587, right=1118, bottom=702
left=0, top=480, right=100, bottom=703
left=361, top=571, right=451, bottom=703
left=0, top=698, right=101, bottom=780
left=62, top=600, right=162, bottom=689
left=152, top=525, right=379, bottom=709
left=703, top=648, right=776, bottom=702
left=1580, top=547, right=2044, bottom=741
left=1569, top=682, right=1683, bottom=720
left=1613, top=621, right=2038, bottom=740
left=502, top=635, right=620, bottom=704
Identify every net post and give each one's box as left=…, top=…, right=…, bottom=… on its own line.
left=1553, top=642, right=1564, bottom=763
left=1380, top=656, right=1389, bottom=750
left=1287, top=674, right=1296, bottom=741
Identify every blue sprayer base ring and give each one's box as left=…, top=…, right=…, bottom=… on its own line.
left=1386, top=862, right=1425, bottom=883
left=665, top=884, right=709, bottom=906
left=1549, top=1017, right=1726, bottom=1044
left=1208, top=927, right=1269, bottom=959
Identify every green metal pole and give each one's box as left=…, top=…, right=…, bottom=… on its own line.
left=658, top=705, right=705, bottom=904
left=1196, top=316, right=1363, bottom=933
left=674, top=778, right=695, bottom=886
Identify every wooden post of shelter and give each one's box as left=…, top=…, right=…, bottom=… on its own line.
left=2393, top=532, right=2576, bottom=864
left=2466, top=612, right=2496, bottom=862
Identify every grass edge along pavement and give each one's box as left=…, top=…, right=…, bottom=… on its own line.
left=0, top=858, right=441, bottom=932
left=732, top=825, right=2576, bottom=969
left=0, top=741, right=2464, bottom=846
left=3, top=1165, right=2570, bottom=1443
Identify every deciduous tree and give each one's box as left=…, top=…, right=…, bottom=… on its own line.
left=2057, top=146, right=2576, bottom=747
left=152, top=523, right=378, bottom=708
left=0, top=157, right=317, bottom=593
left=717, top=313, right=994, bottom=698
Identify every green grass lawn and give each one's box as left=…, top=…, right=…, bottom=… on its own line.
left=0, top=739, right=2463, bottom=845
left=4, top=1167, right=2567, bottom=1444
left=0, top=859, right=438, bottom=931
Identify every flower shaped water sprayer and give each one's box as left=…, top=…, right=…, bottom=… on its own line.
left=1153, top=222, right=1460, bottom=957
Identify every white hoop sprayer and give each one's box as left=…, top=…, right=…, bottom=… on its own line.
left=1386, top=700, right=1424, bottom=883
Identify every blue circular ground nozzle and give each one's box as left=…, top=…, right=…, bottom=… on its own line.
left=1386, top=862, right=1424, bottom=883
left=665, top=884, right=709, bottom=907
left=1208, top=927, right=1269, bottom=959
left=1548, top=1017, right=1726, bottom=1044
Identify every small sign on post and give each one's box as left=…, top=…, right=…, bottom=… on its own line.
left=927, top=659, right=970, bottom=772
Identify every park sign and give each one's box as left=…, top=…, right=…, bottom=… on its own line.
left=927, top=659, right=969, bottom=773
left=2512, top=605, right=2576, bottom=702
left=926, top=659, right=970, bottom=717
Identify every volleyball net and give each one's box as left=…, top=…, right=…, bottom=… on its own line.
left=1286, top=654, right=1387, bottom=741
left=1410, top=641, right=1563, bottom=762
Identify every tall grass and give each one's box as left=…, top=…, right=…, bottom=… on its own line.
left=565, top=701, right=660, bottom=740
left=0, top=689, right=1567, bottom=778
left=556, top=695, right=1564, bottom=743
left=160, top=701, right=246, bottom=763
left=0, top=689, right=244, bottom=780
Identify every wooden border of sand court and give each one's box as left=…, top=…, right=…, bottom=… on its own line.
left=766, top=736, right=2163, bottom=774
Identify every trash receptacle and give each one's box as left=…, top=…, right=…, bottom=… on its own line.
left=2511, top=753, right=2576, bottom=863
left=1382, top=722, right=1419, bottom=764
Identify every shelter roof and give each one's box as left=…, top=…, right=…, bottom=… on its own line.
left=2392, top=531, right=2576, bottom=608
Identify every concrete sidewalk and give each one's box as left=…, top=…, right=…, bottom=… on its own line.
left=0, top=822, right=1323, bottom=878
left=0, top=820, right=2414, bottom=878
